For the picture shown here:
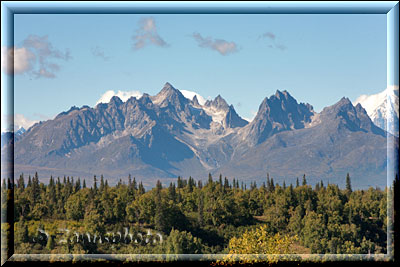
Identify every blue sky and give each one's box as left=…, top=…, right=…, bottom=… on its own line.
left=2, top=13, right=387, bottom=129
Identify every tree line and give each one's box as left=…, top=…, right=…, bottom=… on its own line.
left=1, top=172, right=393, bottom=256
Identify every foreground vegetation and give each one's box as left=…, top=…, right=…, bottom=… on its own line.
left=1, top=172, right=392, bottom=259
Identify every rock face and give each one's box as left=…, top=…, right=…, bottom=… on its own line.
left=243, top=90, right=314, bottom=145
left=2, top=82, right=397, bottom=188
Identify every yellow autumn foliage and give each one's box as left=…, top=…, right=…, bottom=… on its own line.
left=217, top=225, right=297, bottom=265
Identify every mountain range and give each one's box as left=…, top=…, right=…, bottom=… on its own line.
left=1, top=82, right=398, bottom=188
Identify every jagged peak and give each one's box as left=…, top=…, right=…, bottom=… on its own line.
left=159, top=82, right=182, bottom=96
left=275, top=89, right=284, bottom=96
left=274, top=89, right=294, bottom=101
left=338, top=97, right=352, bottom=105
left=56, top=106, right=80, bottom=118
left=126, top=95, right=139, bottom=103
left=156, top=82, right=184, bottom=98
left=223, top=104, right=248, bottom=128
left=355, top=102, right=363, bottom=110
left=214, top=94, right=227, bottom=103
left=204, top=94, right=229, bottom=110
left=163, top=82, right=175, bottom=89
left=319, top=97, right=354, bottom=116
left=109, top=95, right=123, bottom=106
left=152, top=82, right=189, bottom=109
left=139, top=93, right=153, bottom=105
left=192, top=95, right=200, bottom=106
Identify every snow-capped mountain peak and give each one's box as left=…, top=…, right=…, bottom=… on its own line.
left=354, top=86, right=399, bottom=136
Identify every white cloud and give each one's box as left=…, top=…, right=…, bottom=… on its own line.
left=14, top=114, right=38, bottom=130
left=1, top=35, right=71, bottom=78
left=1, top=46, right=36, bottom=75
left=96, top=90, right=143, bottom=105
left=132, top=17, right=169, bottom=50
left=192, top=32, right=238, bottom=56
left=179, top=89, right=206, bottom=105
left=1, top=113, right=38, bottom=132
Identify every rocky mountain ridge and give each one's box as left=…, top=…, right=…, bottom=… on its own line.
left=2, top=82, right=397, bottom=188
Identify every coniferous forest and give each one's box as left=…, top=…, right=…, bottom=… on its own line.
left=1, top=172, right=395, bottom=261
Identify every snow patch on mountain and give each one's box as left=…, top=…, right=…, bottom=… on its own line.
left=202, top=106, right=227, bottom=124
left=180, top=89, right=206, bottom=105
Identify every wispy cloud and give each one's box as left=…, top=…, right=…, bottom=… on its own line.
left=132, top=17, right=169, bottom=50
left=23, top=35, right=71, bottom=78
left=91, top=46, right=110, bottom=61
left=96, top=90, right=143, bottom=105
left=261, top=32, right=276, bottom=40
left=259, top=31, right=287, bottom=51
left=1, top=35, right=71, bottom=78
left=192, top=32, right=239, bottom=56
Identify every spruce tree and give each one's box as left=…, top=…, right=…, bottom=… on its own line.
left=198, top=193, right=204, bottom=226
left=138, top=182, right=145, bottom=195
left=17, top=174, right=25, bottom=191
left=302, top=174, right=307, bottom=186
left=315, top=182, right=320, bottom=191
left=75, top=178, right=81, bottom=192
left=188, top=177, right=194, bottom=193
left=177, top=176, right=183, bottom=189
left=346, top=173, right=352, bottom=193
left=208, top=173, right=213, bottom=185
left=154, top=181, right=165, bottom=232
left=31, top=172, right=40, bottom=203
left=156, top=180, right=162, bottom=192
left=100, top=175, right=105, bottom=192
left=224, top=177, right=229, bottom=189
left=93, top=175, right=97, bottom=192
left=168, top=182, right=176, bottom=202
left=270, top=178, right=275, bottom=192
left=133, top=177, right=137, bottom=190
